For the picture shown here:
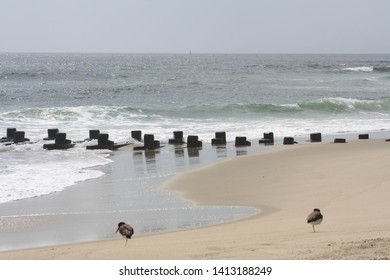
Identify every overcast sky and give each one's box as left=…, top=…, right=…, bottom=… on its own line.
left=1, top=0, right=389, bottom=54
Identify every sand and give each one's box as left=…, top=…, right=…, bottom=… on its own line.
left=1, top=139, right=390, bottom=260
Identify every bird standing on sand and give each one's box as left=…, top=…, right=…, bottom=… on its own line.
left=116, top=222, right=134, bottom=246
left=307, top=208, right=323, bottom=232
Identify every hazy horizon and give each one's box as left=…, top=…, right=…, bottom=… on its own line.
left=1, top=52, right=389, bottom=55
left=1, top=0, right=389, bottom=54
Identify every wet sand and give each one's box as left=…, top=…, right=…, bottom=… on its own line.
left=1, top=137, right=390, bottom=259
left=0, top=142, right=264, bottom=252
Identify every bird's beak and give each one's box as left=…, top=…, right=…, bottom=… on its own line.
left=115, top=227, right=119, bottom=234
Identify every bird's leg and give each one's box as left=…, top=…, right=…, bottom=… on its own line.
left=125, top=238, right=128, bottom=247
left=312, top=225, right=315, bottom=233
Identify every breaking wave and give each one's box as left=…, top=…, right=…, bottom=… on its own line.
left=341, top=66, right=390, bottom=73
left=2, top=97, right=389, bottom=126
left=174, top=98, right=390, bottom=117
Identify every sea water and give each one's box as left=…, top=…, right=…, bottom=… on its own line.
left=1, top=53, right=390, bottom=250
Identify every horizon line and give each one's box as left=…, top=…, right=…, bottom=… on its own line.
left=1, top=51, right=389, bottom=55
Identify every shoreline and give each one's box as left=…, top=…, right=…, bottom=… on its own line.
left=0, top=139, right=264, bottom=253
left=1, top=135, right=390, bottom=259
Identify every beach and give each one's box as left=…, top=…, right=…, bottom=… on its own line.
left=1, top=138, right=389, bottom=260
left=1, top=53, right=390, bottom=260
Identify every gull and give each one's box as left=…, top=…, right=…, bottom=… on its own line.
left=307, top=208, right=323, bottom=233
left=116, top=222, right=134, bottom=246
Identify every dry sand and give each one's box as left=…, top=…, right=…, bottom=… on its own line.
left=1, top=139, right=390, bottom=260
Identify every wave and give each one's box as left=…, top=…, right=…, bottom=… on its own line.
left=1, top=106, right=145, bottom=122
left=181, top=98, right=390, bottom=116
left=373, top=66, right=390, bottom=72
left=0, top=97, right=390, bottom=126
left=0, top=71, right=45, bottom=79
left=296, top=97, right=390, bottom=113
left=341, top=66, right=373, bottom=72
left=341, top=66, right=390, bottom=73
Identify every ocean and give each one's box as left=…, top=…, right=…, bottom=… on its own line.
left=1, top=53, right=390, bottom=250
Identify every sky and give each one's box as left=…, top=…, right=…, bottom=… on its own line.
left=0, top=0, right=389, bottom=54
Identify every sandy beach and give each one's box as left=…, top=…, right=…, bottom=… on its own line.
left=1, top=138, right=390, bottom=260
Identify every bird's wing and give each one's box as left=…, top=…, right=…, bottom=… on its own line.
left=122, top=225, right=134, bottom=238
left=307, top=211, right=323, bottom=223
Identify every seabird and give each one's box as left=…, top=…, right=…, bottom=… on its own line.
left=307, top=208, right=323, bottom=232
left=116, top=222, right=134, bottom=246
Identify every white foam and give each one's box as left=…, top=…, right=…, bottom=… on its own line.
left=321, top=97, right=374, bottom=108
left=0, top=144, right=112, bottom=203
left=1, top=102, right=389, bottom=204
left=342, top=66, right=374, bottom=72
